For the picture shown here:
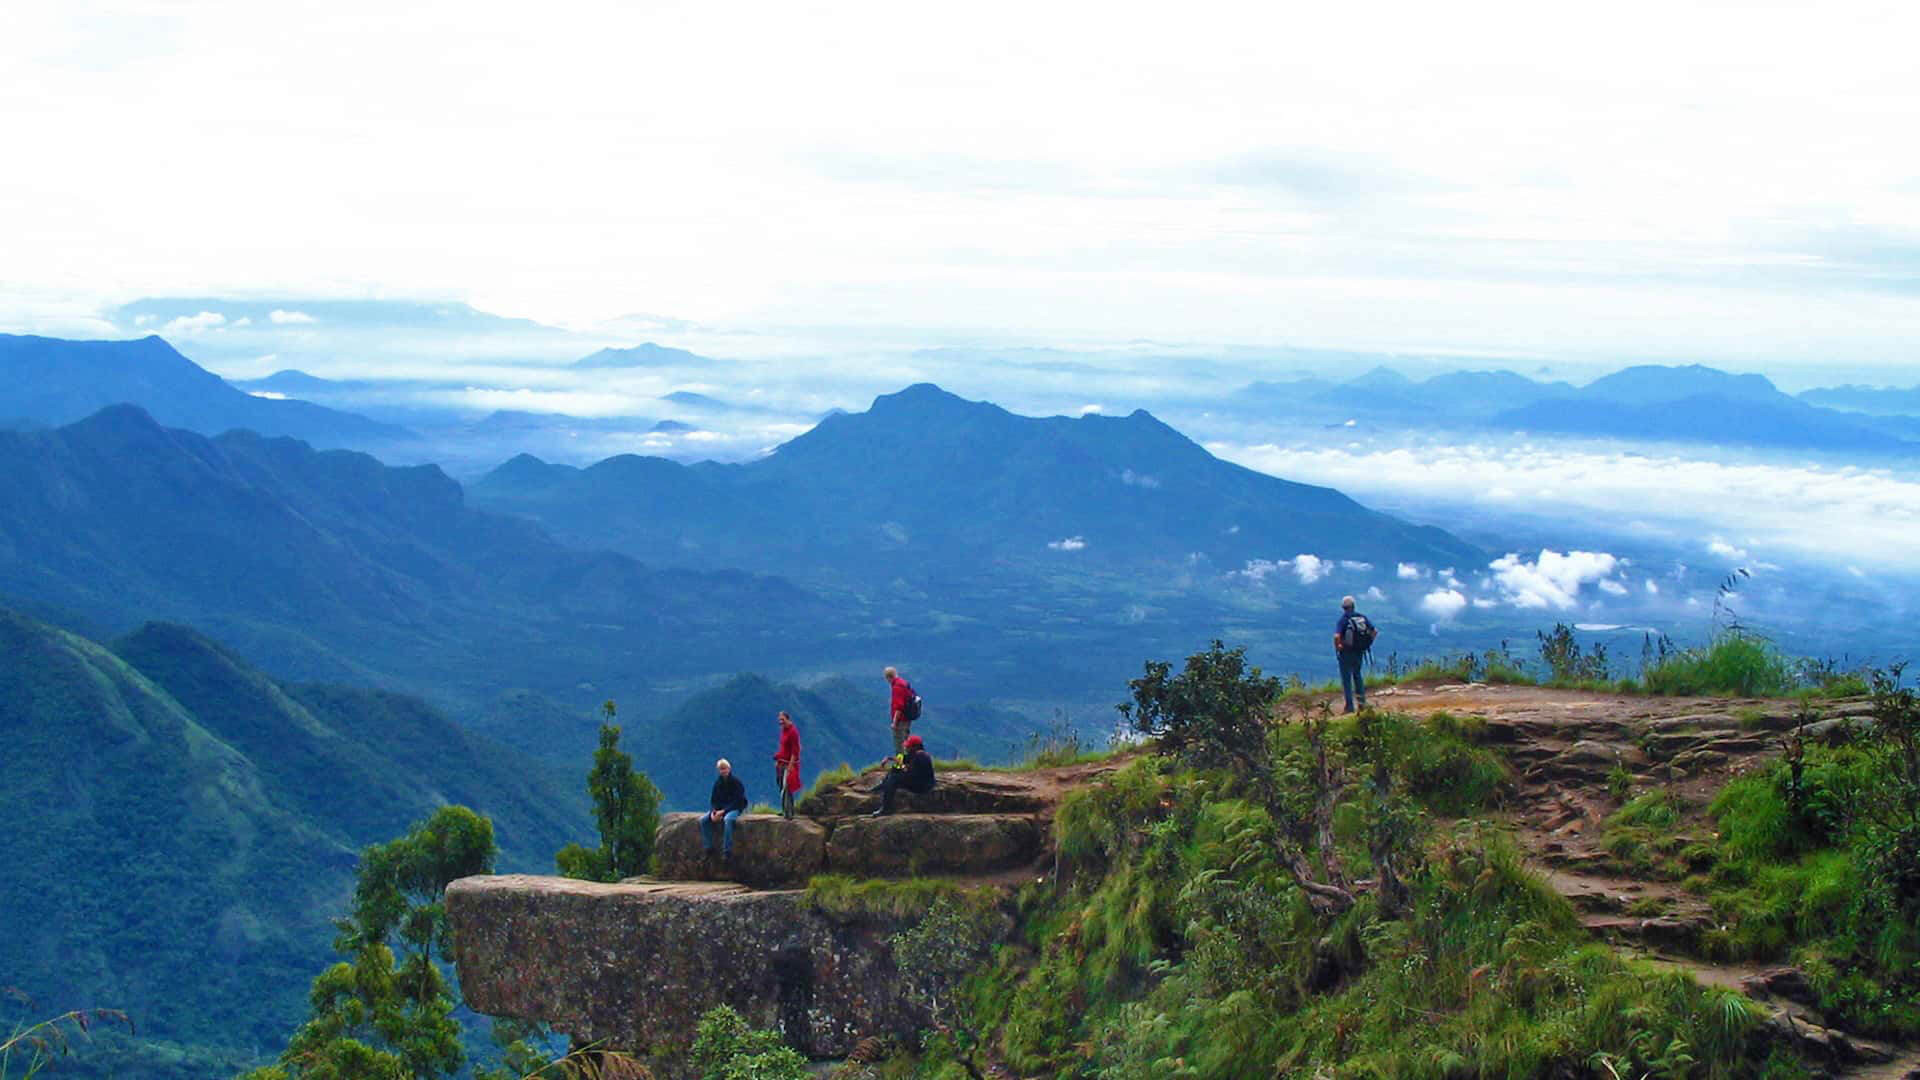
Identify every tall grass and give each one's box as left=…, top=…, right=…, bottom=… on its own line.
left=1642, top=635, right=1793, bottom=697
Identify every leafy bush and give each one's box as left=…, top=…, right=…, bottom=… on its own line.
left=688, top=1007, right=806, bottom=1080
left=1117, top=640, right=1278, bottom=774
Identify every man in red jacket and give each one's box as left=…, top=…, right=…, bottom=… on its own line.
left=773, top=710, right=802, bottom=820
left=885, top=666, right=915, bottom=756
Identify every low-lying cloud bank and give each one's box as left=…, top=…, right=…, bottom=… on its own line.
left=1212, top=439, right=1920, bottom=575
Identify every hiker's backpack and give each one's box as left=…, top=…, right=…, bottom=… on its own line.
left=905, top=691, right=924, bottom=723
left=1344, top=614, right=1376, bottom=652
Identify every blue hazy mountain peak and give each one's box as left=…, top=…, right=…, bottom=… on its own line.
left=574, top=342, right=710, bottom=368
left=0, top=333, right=409, bottom=446
left=1581, top=364, right=1780, bottom=404
left=1345, top=366, right=1414, bottom=389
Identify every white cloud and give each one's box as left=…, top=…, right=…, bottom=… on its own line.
left=1365, top=586, right=1387, bottom=601
left=1644, top=579, right=1661, bottom=595
left=1396, top=562, right=1426, bottom=580
left=1707, top=538, right=1749, bottom=561
left=1471, top=596, right=1500, bottom=609
left=269, top=309, right=317, bottom=324
left=1077, top=404, right=1103, bottom=415
left=1339, top=560, right=1373, bottom=571
left=1120, top=469, right=1160, bottom=489
left=1214, top=441, right=1920, bottom=575
left=1048, top=536, right=1087, bottom=552
left=1237, top=559, right=1280, bottom=582
left=159, top=311, right=227, bottom=337
left=1599, top=580, right=1629, bottom=596
left=247, top=390, right=288, bottom=400
left=1419, top=588, right=1468, bottom=624
left=1488, top=549, right=1620, bottom=610
left=1292, top=554, right=1329, bottom=584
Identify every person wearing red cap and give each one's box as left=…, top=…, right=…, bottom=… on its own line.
left=871, top=733, right=935, bottom=816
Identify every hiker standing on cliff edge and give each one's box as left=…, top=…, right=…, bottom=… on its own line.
left=1334, top=595, right=1378, bottom=714
left=773, top=710, right=801, bottom=820
left=884, top=666, right=920, bottom=756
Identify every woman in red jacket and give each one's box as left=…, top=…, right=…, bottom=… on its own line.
left=773, top=710, right=802, bottom=819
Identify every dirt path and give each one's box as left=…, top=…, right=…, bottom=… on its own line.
left=1360, top=681, right=1911, bottom=1076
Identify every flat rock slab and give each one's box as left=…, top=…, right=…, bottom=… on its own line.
left=826, top=814, right=1043, bottom=877
left=652, top=810, right=1045, bottom=885
left=447, top=874, right=942, bottom=1058
left=655, top=813, right=828, bottom=888
left=802, top=770, right=1055, bottom=817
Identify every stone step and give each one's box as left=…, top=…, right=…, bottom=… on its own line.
left=801, top=769, right=1055, bottom=817
left=653, top=811, right=1045, bottom=888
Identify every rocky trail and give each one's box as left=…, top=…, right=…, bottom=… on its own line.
left=1369, top=683, right=1917, bottom=1079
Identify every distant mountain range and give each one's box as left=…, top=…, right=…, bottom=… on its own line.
left=1799, top=383, right=1920, bottom=416
left=472, top=382, right=1483, bottom=581
left=0, top=605, right=585, bottom=1076
left=1234, top=363, right=1918, bottom=453
left=0, top=334, right=411, bottom=448
left=0, top=404, right=822, bottom=709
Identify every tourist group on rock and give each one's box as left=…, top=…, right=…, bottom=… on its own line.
left=698, top=666, right=938, bottom=861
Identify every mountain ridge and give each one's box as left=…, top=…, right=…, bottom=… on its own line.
left=0, top=333, right=412, bottom=447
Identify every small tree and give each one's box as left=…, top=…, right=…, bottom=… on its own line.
left=557, top=701, right=664, bottom=882
left=246, top=805, right=497, bottom=1080
left=888, top=895, right=1001, bottom=1080
left=1117, top=640, right=1279, bottom=775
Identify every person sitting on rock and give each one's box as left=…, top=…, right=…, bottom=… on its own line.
left=701, top=758, right=749, bottom=860
left=870, top=734, right=935, bottom=817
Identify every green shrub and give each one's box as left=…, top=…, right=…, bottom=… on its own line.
left=688, top=1006, right=806, bottom=1080
left=1643, top=635, right=1792, bottom=697
left=1118, top=640, right=1279, bottom=775
left=1696, top=672, right=1920, bottom=1038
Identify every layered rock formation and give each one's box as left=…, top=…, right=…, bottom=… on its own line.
left=447, top=876, right=944, bottom=1057
left=447, top=764, right=1108, bottom=1058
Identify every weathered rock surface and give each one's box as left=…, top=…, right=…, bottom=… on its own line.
left=801, top=769, right=1057, bottom=817
left=447, top=874, right=981, bottom=1058
left=826, top=814, right=1042, bottom=877
left=654, top=813, right=828, bottom=888
left=652, top=810, right=1044, bottom=886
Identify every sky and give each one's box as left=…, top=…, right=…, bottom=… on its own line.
left=5, top=0, right=1920, bottom=376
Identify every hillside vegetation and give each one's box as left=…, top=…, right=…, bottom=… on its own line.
left=0, top=606, right=588, bottom=1078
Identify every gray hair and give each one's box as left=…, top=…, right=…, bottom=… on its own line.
left=716, top=758, right=731, bottom=770
left=1341, top=595, right=1356, bottom=610
left=883, top=666, right=898, bottom=679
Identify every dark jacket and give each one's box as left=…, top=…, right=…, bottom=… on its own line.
left=710, top=773, right=748, bottom=814
left=896, top=748, right=935, bottom=794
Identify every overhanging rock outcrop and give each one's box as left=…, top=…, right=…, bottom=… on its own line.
left=448, top=875, right=954, bottom=1058
left=653, top=811, right=1045, bottom=887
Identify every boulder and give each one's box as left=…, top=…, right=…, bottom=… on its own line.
left=448, top=875, right=968, bottom=1058
left=1530, top=740, right=1643, bottom=782
left=802, top=770, right=1054, bottom=817
left=653, top=813, right=827, bottom=888
left=827, top=814, right=1043, bottom=878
